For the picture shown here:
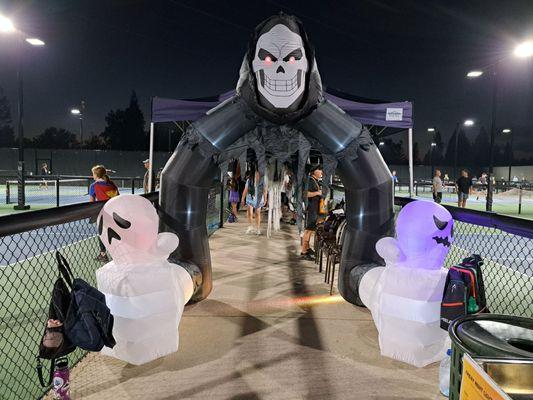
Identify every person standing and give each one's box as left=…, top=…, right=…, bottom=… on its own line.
left=456, top=170, right=472, bottom=208
left=39, top=162, right=50, bottom=190
left=89, top=165, right=119, bottom=262
left=432, top=169, right=443, bottom=204
left=301, top=165, right=323, bottom=261
left=241, top=170, right=266, bottom=235
left=143, top=158, right=156, bottom=193
left=227, top=172, right=240, bottom=223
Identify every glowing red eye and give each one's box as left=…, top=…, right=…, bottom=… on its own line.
left=265, top=56, right=272, bottom=63
left=289, top=56, right=296, bottom=63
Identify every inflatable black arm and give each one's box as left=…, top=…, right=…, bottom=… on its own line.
left=298, top=101, right=394, bottom=306
left=159, top=100, right=254, bottom=302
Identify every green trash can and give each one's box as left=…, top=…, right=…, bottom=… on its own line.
left=448, top=314, right=533, bottom=400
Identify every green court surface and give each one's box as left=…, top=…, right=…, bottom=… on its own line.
left=0, top=237, right=101, bottom=400
left=0, top=203, right=51, bottom=215
left=395, top=189, right=533, bottom=220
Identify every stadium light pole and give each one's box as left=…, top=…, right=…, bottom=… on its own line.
left=427, top=128, right=436, bottom=178
left=502, top=128, right=513, bottom=182
left=1, top=14, right=45, bottom=210
left=429, top=142, right=437, bottom=178
left=465, top=40, right=533, bottom=211
left=70, top=107, right=84, bottom=147
left=455, top=120, right=475, bottom=181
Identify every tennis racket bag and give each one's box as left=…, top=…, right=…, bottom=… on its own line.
left=440, top=254, right=488, bottom=330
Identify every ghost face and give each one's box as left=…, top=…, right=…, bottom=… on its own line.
left=98, top=195, right=160, bottom=264
left=252, top=24, right=308, bottom=110
left=395, top=201, right=454, bottom=269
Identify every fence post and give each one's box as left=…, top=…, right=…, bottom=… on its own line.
left=415, top=182, right=418, bottom=197
left=519, top=184, right=523, bottom=215
left=219, top=181, right=224, bottom=229
left=6, top=180, right=10, bottom=204
left=56, top=178, right=60, bottom=207
left=131, top=179, right=135, bottom=194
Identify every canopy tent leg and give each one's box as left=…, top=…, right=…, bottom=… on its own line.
left=149, top=122, right=154, bottom=192
left=408, top=128, right=414, bottom=197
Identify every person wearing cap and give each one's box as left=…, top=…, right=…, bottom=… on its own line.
left=301, top=165, right=323, bottom=261
left=143, top=158, right=156, bottom=193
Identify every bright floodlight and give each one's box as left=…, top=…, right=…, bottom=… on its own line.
left=427, top=128, right=435, bottom=132
left=514, top=41, right=533, bottom=58
left=0, top=15, right=15, bottom=33
left=502, top=128, right=511, bottom=133
left=71, top=108, right=81, bottom=115
left=467, top=70, right=483, bottom=78
left=464, top=119, right=474, bottom=127
left=431, top=142, right=437, bottom=147
left=379, top=141, right=385, bottom=146
left=25, top=38, right=45, bottom=46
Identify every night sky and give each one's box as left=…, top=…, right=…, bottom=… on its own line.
left=1, top=0, right=532, bottom=157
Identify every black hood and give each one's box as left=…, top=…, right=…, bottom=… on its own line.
left=236, top=13, right=324, bottom=125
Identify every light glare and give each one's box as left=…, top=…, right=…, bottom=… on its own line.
left=427, top=128, right=435, bottom=132
left=0, top=15, right=15, bottom=33
left=71, top=108, right=81, bottom=115
left=514, top=41, right=533, bottom=58
left=431, top=142, right=437, bottom=147
left=379, top=141, right=385, bottom=146
left=25, top=38, right=45, bottom=46
left=464, top=120, right=474, bottom=127
left=467, top=70, right=483, bottom=78
left=502, top=128, right=511, bottom=134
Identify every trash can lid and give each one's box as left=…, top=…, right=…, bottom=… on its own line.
left=454, top=314, right=533, bottom=359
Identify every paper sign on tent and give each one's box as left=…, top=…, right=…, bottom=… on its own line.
left=385, top=107, right=403, bottom=121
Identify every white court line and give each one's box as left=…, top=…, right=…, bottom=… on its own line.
left=0, top=235, right=98, bottom=268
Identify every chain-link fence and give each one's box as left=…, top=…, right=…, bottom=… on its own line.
left=332, top=186, right=532, bottom=317
left=395, top=197, right=532, bottom=317
left=1, top=176, right=146, bottom=209
left=0, top=184, right=224, bottom=400
left=394, top=181, right=533, bottom=218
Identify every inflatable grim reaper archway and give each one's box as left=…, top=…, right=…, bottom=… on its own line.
left=159, top=13, right=394, bottom=306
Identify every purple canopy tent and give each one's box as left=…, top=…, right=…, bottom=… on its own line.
left=148, top=89, right=415, bottom=194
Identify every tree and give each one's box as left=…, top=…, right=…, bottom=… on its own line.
left=432, top=131, right=444, bottom=165
left=32, top=127, right=79, bottom=149
left=472, top=127, right=490, bottom=168
left=101, top=91, right=147, bottom=150
left=501, top=142, right=513, bottom=167
left=83, top=135, right=109, bottom=150
left=444, top=127, right=472, bottom=169
left=0, top=86, right=15, bottom=147
left=412, top=142, right=421, bottom=165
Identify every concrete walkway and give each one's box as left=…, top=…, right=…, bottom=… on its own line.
left=58, top=220, right=442, bottom=400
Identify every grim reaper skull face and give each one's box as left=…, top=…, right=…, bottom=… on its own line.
left=252, top=23, right=308, bottom=110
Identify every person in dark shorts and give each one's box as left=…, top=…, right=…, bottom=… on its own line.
left=456, top=169, right=472, bottom=208
left=301, top=165, right=323, bottom=261
left=432, top=169, right=443, bottom=204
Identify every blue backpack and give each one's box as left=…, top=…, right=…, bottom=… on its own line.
left=56, top=252, right=116, bottom=352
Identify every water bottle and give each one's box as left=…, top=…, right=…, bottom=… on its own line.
left=52, top=357, right=71, bottom=400
left=439, top=349, right=452, bottom=397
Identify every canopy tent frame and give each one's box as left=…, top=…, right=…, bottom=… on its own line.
left=149, top=89, right=415, bottom=196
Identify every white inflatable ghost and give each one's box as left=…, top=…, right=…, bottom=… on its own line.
left=359, top=200, right=453, bottom=367
left=95, top=195, right=193, bottom=365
